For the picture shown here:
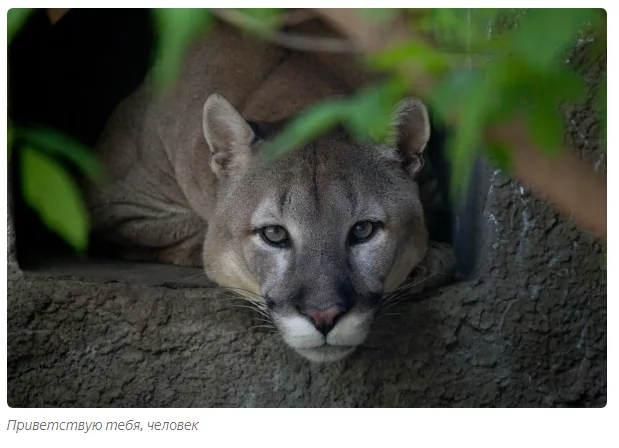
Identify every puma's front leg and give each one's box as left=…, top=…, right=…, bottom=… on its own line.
left=91, top=204, right=207, bottom=268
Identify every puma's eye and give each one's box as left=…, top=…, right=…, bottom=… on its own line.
left=261, top=225, right=289, bottom=247
left=350, top=221, right=378, bottom=243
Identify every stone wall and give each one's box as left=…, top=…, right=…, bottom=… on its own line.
left=7, top=155, right=606, bottom=407
left=7, top=14, right=606, bottom=408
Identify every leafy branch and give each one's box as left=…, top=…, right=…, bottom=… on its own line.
left=7, top=8, right=607, bottom=253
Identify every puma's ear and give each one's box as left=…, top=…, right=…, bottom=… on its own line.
left=203, top=93, right=255, bottom=179
left=392, top=97, right=431, bottom=176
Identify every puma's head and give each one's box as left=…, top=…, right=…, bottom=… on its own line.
left=201, top=93, right=430, bottom=363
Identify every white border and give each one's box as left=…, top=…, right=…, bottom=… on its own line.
left=1, top=2, right=614, bottom=447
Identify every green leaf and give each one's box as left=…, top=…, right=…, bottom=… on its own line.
left=368, top=41, right=450, bottom=74
left=431, top=69, right=491, bottom=203
left=448, top=123, right=482, bottom=204
left=416, top=8, right=499, bottom=53
left=261, top=79, right=408, bottom=163
left=524, top=104, right=564, bottom=157
left=21, top=147, right=90, bottom=252
left=417, top=8, right=466, bottom=47
left=483, top=58, right=584, bottom=157
left=486, top=140, right=513, bottom=173
left=261, top=101, right=349, bottom=163
left=517, top=67, right=584, bottom=156
left=16, top=127, right=103, bottom=182
left=8, top=8, right=33, bottom=42
left=428, top=69, right=479, bottom=124
left=505, top=8, right=599, bottom=70
left=542, top=68, right=587, bottom=103
left=344, top=80, right=408, bottom=144
left=597, top=74, right=607, bottom=147
left=152, top=9, right=213, bottom=92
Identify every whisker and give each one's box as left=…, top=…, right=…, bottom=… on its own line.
left=214, top=289, right=267, bottom=306
left=223, top=295, right=268, bottom=308
left=225, top=303, right=271, bottom=319
left=381, top=294, right=415, bottom=309
left=381, top=296, right=414, bottom=311
left=250, top=316, right=275, bottom=324
left=181, top=271, right=209, bottom=281
left=222, top=286, right=266, bottom=299
left=396, top=273, right=435, bottom=290
left=180, top=281, right=267, bottom=301
left=382, top=274, right=435, bottom=303
left=225, top=301, right=269, bottom=312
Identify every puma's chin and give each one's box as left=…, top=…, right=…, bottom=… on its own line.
left=294, top=345, right=357, bottom=363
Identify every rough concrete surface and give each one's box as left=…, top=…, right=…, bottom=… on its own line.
left=7, top=164, right=607, bottom=407
left=7, top=42, right=606, bottom=408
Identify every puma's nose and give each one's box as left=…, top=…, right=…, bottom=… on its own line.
left=302, top=305, right=347, bottom=335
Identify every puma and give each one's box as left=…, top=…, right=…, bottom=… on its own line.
left=85, top=18, right=455, bottom=363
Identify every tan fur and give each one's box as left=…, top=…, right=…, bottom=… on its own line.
left=85, top=19, right=375, bottom=265
left=85, top=18, right=454, bottom=362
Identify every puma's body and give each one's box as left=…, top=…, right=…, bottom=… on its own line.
left=86, top=21, right=373, bottom=266
left=85, top=19, right=454, bottom=362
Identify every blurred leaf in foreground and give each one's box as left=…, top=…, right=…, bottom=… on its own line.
left=445, top=72, right=490, bottom=203
left=345, top=80, right=409, bottom=144
left=16, top=127, right=104, bottom=182
left=368, top=41, right=450, bottom=75
left=486, top=60, right=585, bottom=157
left=262, top=79, right=409, bottom=163
left=153, top=8, right=213, bottom=92
left=597, top=74, right=606, bottom=147
left=8, top=8, right=33, bottom=42
left=500, top=8, right=599, bottom=70
left=486, top=140, right=512, bottom=173
left=416, top=8, right=499, bottom=53
left=262, top=100, right=349, bottom=163
left=522, top=68, right=586, bottom=157
left=21, top=147, right=90, bottom=253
